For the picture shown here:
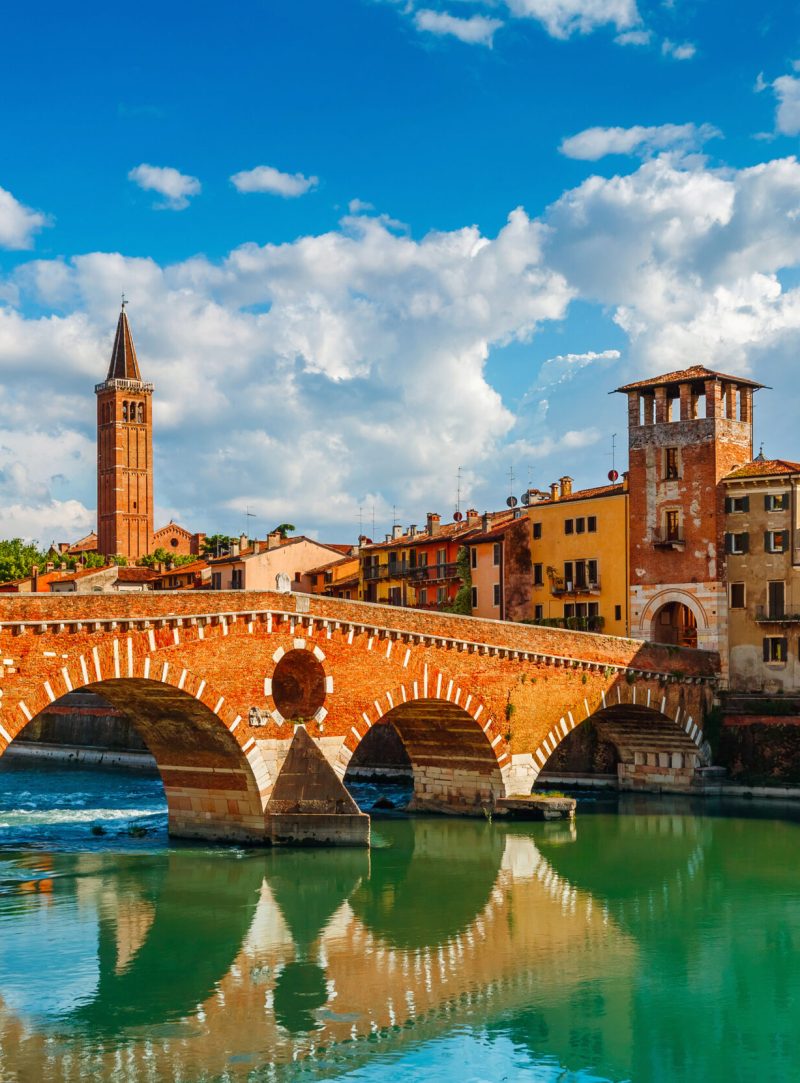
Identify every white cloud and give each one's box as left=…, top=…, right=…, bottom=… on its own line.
left=1, top=210, right=572, bottom=541
left=128, top=164, right=201, bottom=210
left=661, top=39, right=696, bottom=61
left=0, top=186, right=50, bottom=249
left=615, top=28, right=651, bottom=46
left=413, top=9, right=504, bottom=46
left=772, top=74, right=800, bottom=136
left=230, top=166, right=319, bottom=197
left=559, top=122, right=720, bottom=161
left=348, top=198, right=375, bottom=213
left=505, top=0, right=640, bottom=39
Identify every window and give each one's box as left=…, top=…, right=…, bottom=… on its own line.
left=534, top=604, right=543, bottom=620
left=211, top=572, right=222, bottom=590
left=436, top=548, right=447, bottom=567
left=763, top=637, right=788, bottom=664
left=533, top=563, right=543, bottom=586
left=437, top=586, right=447, bottom=605
left=575, top=517, right=585, bottom=534
left=122, top=401, right=129, bottom=422
left=729, top=583, right=746, bottom=609
left=725, top=495, right=749, bottom=513
left=564, top=603, right=575, bottom=618
left=588, top=559, right=598, bottom=585
left=388, top=587, right=402, bottom=605
left=575, top=603, right=588, bottom=618
left=532, top=522, right=542, bottom=540
left=564, top=519, right=574, bottom=535
left=470, top=547, right=477, bottom=569
left=493, top=584, right=501, bottom=607
left=231, top=568, right=244, bottom=589
left=470, top=586, right=477, bottom=608
left=588, top=602, right=599, bottom=618
left=418, top=588, right=428, bottom=605
left=614, top=604, right=622, bottom=621
left=170, top=537, right=179, bottom=548
left=665, top=510, right=681, bottom=542
left=137, top=402, right=144, bottom=423
left=665, top=447, right=679, bottom=479
left=766, top=530, right=788, bottom=554
left=725, top=532, right=749, bottom=555
left=574, top=560, right=587, bottom=589
left=564, top=561, right=574, bottom=588
left=765, top=493, right=789, bottom=512
left=768, top=581, right=785, bottom=619
left=587, top=516, right=597, bottom=533
left=493, top=543, right=501, bottom=566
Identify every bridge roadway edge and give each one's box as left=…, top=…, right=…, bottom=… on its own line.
left=0, top=591, right=718, bottom=844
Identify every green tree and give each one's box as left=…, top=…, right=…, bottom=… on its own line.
left=201, top=534, right=236, bottom=557
left=0, top=539, right=47, bottom=583
left=447, top=546, right=472, bottom=615
left=271, top=523, right=296, bottom=539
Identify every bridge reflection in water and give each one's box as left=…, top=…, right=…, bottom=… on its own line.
left=0, top=810, right=799, bottom=1081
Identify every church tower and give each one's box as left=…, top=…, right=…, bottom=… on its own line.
left=95, top=304, right=154, bottom=560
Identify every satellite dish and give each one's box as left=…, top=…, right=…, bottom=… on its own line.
left=506, top=496, right=518, bottom=508
left=520, top=491, right=530, bottom=506
left=608, top=469, right=619, bottom=482
left=453, top=511, right=463, bottom=521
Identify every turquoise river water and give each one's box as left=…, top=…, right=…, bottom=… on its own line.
left=0, top=759, right=798, bottom=1082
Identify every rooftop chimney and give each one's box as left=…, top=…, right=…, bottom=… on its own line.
left=230, top=541, right=240, bottom=558
left=392, top=524, right=403, bottom=540
left=240, top=533, right=248, bottom=551
left=426, top=512, right=441, bottom=536
left=482, top=513, right=489, bottom=532
left=385, top=533, right=392, bottom=543
left=559, top=476, right=573, bottom=498
left=466, top=508, right=480, bottom=525
left=549, top=482, right=560, bottom=502
left=267, top=531, right=282, bottom=550
left=409, top=524, right=417, bottom=537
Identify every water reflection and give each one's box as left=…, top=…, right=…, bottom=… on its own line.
left=0, top=802, right=798, bottom=1081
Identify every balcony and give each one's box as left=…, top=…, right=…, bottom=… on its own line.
left=408, top=562, right=459, bottom=583
left=550, top=577, right=601, bottom=597
left=652, top=529, right=685, bottom=549
left=95, top=378, right=155, bottom=394
left=527, top=615, right=605, bottom=633
left=754, top=605, right=800, bottom=623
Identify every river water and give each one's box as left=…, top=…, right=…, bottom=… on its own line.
left=0, top=760, right=798, bottom=1082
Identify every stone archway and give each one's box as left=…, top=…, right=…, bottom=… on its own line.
left=11, top=677, right=271, bottom=843
left=651, top=601, right=698, bottom=648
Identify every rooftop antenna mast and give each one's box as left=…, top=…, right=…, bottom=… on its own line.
left=244, top=505, right=257, bottom=536
left=607, top=433, right=620, bottom=483
left=121, top=292, right=128, bottom=310
left=358, top=505, right=364, bottom=539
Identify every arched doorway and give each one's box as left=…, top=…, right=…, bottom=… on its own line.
left=652, top=602, right=698, bottom=648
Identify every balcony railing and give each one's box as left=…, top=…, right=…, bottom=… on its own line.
left=407, top=562, right=459, bottom=583
left=550, top=577, right=601, bottom=596
left=652, top=529, right=685, bottom=548
left=95, top=378, right=154, bottom=394
left=755, top=605, right=800, bottom=622
left=526, top=615, right=605, bottom=633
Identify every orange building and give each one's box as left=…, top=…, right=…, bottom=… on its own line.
left=95, top=305, right=154, bottom=560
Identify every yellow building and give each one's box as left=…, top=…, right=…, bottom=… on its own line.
left=528, top=475, right=630, bottom=637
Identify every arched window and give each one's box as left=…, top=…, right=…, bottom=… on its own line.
left=122, top=401, right=129, bottom=423
left=137, top=402, right=144, bottom=423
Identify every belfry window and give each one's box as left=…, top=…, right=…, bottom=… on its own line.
left=137, top=402, right=144, bottom=423
left=122, top=401, right=128, bottom=422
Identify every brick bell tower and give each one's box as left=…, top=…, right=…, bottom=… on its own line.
left=95, top=303, right=154, bottom=560
left=616, top=365, right=763, bottom=656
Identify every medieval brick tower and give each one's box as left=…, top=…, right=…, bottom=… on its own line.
left=617, top=365, right=763, bottom=655
left=95, top=304, right=154, bottom=560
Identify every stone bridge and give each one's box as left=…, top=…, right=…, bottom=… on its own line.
left=0, top=591, right=718, bottom=843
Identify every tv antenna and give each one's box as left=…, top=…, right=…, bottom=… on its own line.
left=244, top=506, right=257, bottom=535
left=455, top=465, right=463, bottom=517
left=607, top=433, right=619, bottom=483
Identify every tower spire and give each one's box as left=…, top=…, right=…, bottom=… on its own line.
left=106, top=301, right=142, bottom=382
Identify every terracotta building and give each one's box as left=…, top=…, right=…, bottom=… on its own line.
left=526, top=476, right=630, bottom=637
left=722, top=457, right=800, bottom=691
left=466, top=513, right=531, bottom=622
left=208, top=534, right=348, bottom=592
left=617, top=365, right=762, bottom=653
left=95, top=305, right=154, bottom=560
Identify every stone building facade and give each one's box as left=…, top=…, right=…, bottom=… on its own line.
left=617, top=365, right=762, bottom=656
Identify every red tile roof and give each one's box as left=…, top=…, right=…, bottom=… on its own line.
left=723, top=459, right=800, bottom=480
left=615, top=365, right=764, bottom=393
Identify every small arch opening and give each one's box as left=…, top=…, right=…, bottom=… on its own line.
left=272, top=650, right=326, bottom=722
left=652, top=602, right=698, bottom=648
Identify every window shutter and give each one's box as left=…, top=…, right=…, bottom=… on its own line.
left=724, top=533, right=733, bottom=554
left=765, top=495, right=771, bottom=511
left=763, top=639, right=770, bottom=662
left=783, top=493, right=790, bottom=510
left=742, top=495, right=749, bottom=512
left=765, top=531, right=771, bottom=553
left=741, top=533, right=749, bottom=553
left=781, top=638, right=789, bottom=660
left=725, top=497, right=732, bottom=513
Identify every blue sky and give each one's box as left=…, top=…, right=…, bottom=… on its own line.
left=2, top=0, right=800, bottom=544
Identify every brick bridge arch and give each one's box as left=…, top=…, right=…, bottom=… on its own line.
left=521, top=678, right=708, bottom=791
left=3, top=630, right=273, bottom=842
